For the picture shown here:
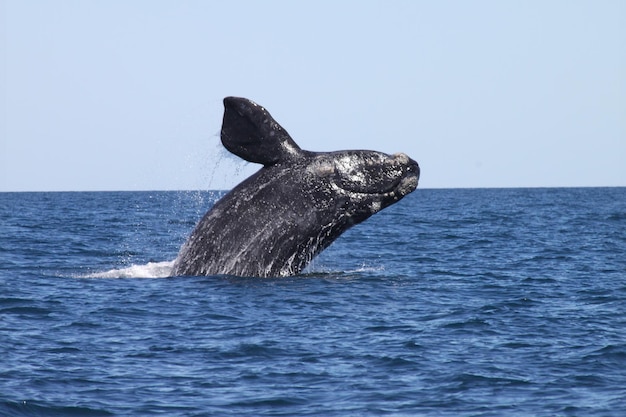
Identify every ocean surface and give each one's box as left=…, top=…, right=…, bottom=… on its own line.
left=1, top=187, right=625, bottom=416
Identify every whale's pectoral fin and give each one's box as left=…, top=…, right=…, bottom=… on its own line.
left=221, top=96, right=304, bottom=166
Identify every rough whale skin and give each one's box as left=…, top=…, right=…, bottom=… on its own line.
left=171, top=97, right=420, bottom=277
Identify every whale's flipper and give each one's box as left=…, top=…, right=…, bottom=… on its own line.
left=221, top=97, right=304, bottom=166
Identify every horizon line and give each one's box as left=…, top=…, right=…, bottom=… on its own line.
left=1, top=185, right=624, bottom=193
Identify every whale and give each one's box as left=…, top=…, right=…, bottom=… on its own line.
left=170, top=97, right=420, bottom=277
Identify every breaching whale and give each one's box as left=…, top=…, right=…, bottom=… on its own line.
left=170, top=97, right=420, bottom=277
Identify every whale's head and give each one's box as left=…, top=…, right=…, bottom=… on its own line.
left=306, top=150, right=419, bottom=221
left=171, top=97, right=419, bottom=277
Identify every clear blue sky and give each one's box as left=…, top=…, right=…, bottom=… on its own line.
left=2, top=0, right=624, bottom=191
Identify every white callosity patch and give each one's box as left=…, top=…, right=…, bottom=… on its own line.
left=307, top=159, right=335, bottom=177
left=370, top=201, right=382, bottom=213
left=392, top=152, right=410, bottom=165
left=397, top=175, right=419, bottom=196
left=335, top=155, right=369, bottom=188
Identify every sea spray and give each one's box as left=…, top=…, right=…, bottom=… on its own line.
left=84, top=260, right=175, bottom=278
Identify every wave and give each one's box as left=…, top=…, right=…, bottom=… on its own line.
left=84, top=261, right=381, bottom=279
left=84, top=261, right=174, bottom=278
left=1, top=400, right=112, bottom=417
left=353, top=264, right=385, bottom=273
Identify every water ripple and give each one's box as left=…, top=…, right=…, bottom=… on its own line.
left=1, top=189, right=625, bottom=416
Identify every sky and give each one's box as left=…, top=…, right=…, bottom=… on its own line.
left=1, top=0, right=624, bottom=191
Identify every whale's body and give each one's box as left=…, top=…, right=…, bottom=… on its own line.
left=171, top=97, right=419, bottom=277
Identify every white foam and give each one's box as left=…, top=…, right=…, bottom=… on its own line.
left=353, top=264, right=385, bottom=273
left=84, top=261, right=174, bottom=278
left=302, top=261, right=385, bottom=276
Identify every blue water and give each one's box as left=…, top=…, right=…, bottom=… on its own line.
left=1, top=188, right=625, bottom=416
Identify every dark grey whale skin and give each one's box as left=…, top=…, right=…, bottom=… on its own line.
left=171, top=97, right=420, bottom=277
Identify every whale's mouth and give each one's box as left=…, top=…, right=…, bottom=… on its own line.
left=383, top=153, right=420, bottom=197
left=391, top=168, right=419, bottom=197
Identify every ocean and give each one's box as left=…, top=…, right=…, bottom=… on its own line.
left=1, top=187, right=625, bottom=416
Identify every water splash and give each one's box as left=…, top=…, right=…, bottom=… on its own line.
left=84, top=261, right=174, bottom=278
